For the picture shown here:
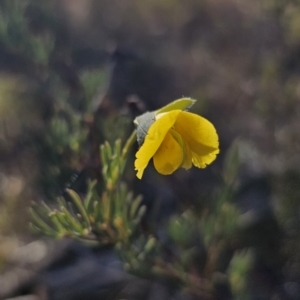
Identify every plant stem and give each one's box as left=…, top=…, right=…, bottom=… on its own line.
left=122, top=129, right=137, bottom=159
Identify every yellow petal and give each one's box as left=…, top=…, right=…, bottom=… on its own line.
left=169, top=129, right=192, bottom=169
left=135, top=110, right=181, bottom=179
left=182, top=142, right=193, bottom=169
left=174, top=111, right=219, bottom=168
left=153, top=131, right=183, bottom=175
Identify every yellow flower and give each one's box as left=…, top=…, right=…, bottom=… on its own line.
left=134, top=98, right=219, bottom=179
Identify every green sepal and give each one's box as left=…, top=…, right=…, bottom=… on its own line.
left=156, top=98, right=196, bottom=114
left=134, top=111, right=156, bottom=146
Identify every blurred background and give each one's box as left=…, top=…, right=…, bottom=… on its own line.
left=1, top=0, right=300, bottom=299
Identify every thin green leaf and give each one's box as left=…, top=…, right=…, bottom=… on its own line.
left=30, top=208, right=57, bottom=236
left=61, top=206, right=85, bottom=234
left=84, top=180, right=97, bottom=212
left=66, top=188, right=91, bottom=229
left=48, top=212, right=65, bottom=235
left=129, top=195, right=143, bottom=219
